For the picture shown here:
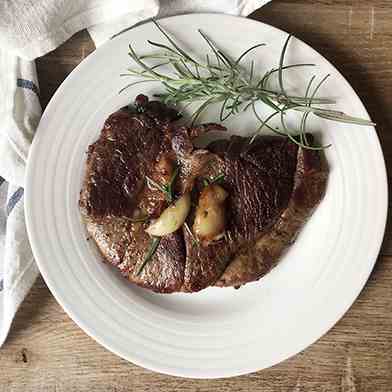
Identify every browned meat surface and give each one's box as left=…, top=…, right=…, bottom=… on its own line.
left=79, top=99, right=180, bottom=219
left=215, top=143, right=328, bottom=287
left=79, top=95, right=328, bottom=293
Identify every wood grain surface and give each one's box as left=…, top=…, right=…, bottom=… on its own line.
left=1, top=1, right=391, bottom=391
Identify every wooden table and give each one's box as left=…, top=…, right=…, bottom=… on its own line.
left=1, top=1, right=391, bottom=390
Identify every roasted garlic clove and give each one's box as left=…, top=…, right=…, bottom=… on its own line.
left=193, top=184, right=228, bottom=242
left=146, top=193, right=191, bottom=236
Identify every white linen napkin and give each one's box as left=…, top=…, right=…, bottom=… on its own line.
left=0, top=0, right=270, bottom=346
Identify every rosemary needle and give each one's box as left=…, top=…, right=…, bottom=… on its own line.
left=145, top=166, right=179, bottom=203
left=204, top=174, right=225, bottom=186
left=136, top=236, right=161, bottom=276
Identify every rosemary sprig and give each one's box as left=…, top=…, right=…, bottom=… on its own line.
left=203, top=173, right=225, bottom=186
left=146, top=166, right=179, bottom=203
left=136, top=236, right=161, bottom=276
left=165, top=166, right=179, bottom=203
left=122, top=20, right=375, bottom=149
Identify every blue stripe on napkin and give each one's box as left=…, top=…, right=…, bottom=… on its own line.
left=16, top=78, right=39, bottom=97
left=6, top=188, right=24, bottom=217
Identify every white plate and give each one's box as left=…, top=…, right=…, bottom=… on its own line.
left=25, top=14, right=388, bottom=378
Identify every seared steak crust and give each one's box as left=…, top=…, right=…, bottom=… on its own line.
left=216, top=143, right=328, bottom=287
left=79, top=95, right=328, bottom=293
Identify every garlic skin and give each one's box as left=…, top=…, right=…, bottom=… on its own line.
left=146, top=193, right=191, bottom=237
left=193, top=184, right=228, bottom=242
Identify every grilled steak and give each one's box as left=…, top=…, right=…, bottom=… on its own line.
left=79, top=95, right=328, bottom=293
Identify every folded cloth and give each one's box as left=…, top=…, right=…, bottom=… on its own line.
left=0, top=0, right=271, bottom=346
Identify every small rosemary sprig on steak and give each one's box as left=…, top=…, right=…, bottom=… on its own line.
left=139, top=167, right=180, bottom=275
left=121, top=20, right=375, bottom=150
left=136, top=236, right=161, bottom=276
left=146, top=166, right=179, bottom=203
left=203, top=173, right=225, bottom=187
